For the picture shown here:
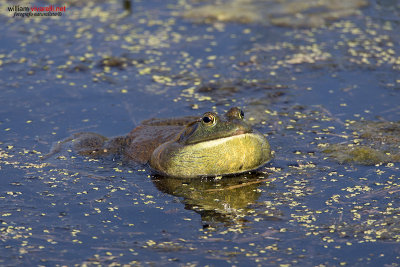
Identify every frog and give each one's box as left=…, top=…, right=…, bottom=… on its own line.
left=46, top=107, right=272, bottom=178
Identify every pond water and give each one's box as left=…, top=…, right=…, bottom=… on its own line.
left=1, top=0, right=400, bottom=266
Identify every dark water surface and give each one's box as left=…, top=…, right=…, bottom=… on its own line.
left=1, top=0, right=400, bottom=266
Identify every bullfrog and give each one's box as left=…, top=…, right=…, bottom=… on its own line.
left=47, top=107, right=272, bottom=178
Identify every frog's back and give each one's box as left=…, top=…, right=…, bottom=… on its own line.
left=124, top=116, right=198, bottom=164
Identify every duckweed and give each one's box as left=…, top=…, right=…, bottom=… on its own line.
left=323, top=145, right=392, bottom=165
left=0, top=0, right=400, bottom=265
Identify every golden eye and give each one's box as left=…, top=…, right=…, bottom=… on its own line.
left=202, top=113, right=216, bottom=126
left=239, top=109, right=244, bottom=119
left=226, top=107, right=244, bottom=120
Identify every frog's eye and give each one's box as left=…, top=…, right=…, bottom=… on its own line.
left=202, top=113, right=216, bottom=126
left=226, top=107, right=245, bottom=120
left=239, top=109, right=244, bottom=119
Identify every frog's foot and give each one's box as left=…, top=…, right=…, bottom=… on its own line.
left=40, top=135, right=75, bottom=160
left=72, top=133, right=129, bottom=157
left=71, top=132, right=109, bottom=156
left=41, top=132, right=109, bottom=160
left=41, top=132, right=129, bottom=160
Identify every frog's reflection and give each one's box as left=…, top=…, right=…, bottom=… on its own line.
left=152, top=172, right=273, bottom=226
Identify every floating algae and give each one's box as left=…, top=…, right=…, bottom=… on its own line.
left=323, top=121, right=400, bottom=165
left=331, top=206, right=400, bottom=242
left=322, top=144, right=392, bottom=165
left=353, top=121, right=400, bottom=145
left=183, top=0, right=368, bottom=28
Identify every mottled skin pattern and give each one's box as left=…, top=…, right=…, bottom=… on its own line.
left=51, top=107, right=272, bottom=178
left=123, top=117, right=198, bottom=164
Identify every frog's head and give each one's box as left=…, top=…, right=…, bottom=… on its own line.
left=178, top=107, right=253, bottom=145
left=150, top=107, right=272, bottom=178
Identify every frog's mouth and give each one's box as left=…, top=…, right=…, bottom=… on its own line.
left=179, top=123, right=254, bottom=145
left=194, top=128, right=252, bottom=144
left=233, top=129, right=249, bottom=136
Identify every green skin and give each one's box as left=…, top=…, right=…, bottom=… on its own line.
left=54, top=107, right=272, bottom=178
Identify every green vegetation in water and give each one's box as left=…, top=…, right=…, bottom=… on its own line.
left=323, top=144, right=393, bottom=165
left=334, top=214, right=400, bottom=241
left=322, top=120, right=400, bottom=165
left=183, top=0, right=368, bottom=27
left=1, top=0, right=400, bottom=265
left=353, top=121, right=400, bottom=145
